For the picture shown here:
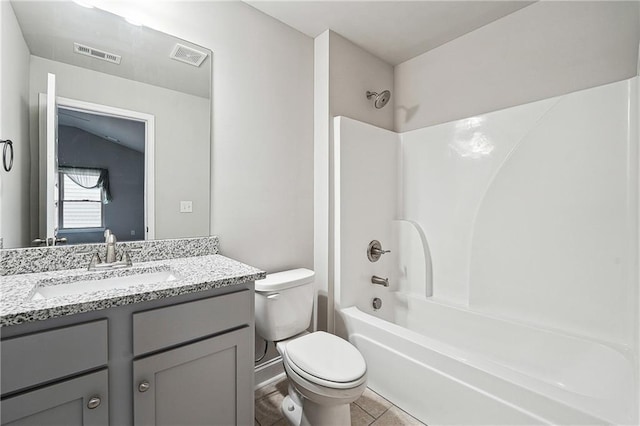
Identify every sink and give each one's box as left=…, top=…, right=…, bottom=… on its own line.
left=31, top=270, right=181, bottom=300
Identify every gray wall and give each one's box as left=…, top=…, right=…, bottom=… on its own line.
left=92, top=3, right=315, bottom=371
left=29, top=56, right=211, bottom=242
left=314, top=30, right=394, bottom=332
left=95, top=2, right=315, bottom=274
left=57, top=126, right=144, bottom=244
left=0, top=2, right=31, bottom=248
left=394, top=1, right=640, bottom=131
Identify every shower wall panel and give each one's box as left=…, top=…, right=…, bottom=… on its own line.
left=401, top=78, right=638, bottom=346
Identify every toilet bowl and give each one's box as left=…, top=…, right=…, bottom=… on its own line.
left=255, top=269, right=367, bottom=426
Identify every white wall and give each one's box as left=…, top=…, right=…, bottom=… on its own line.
left=394, top=1, right=640, bottom=131
left=315, top=30, right=394, bottom=331
left=93, top=1, right=314, bottom=272
left=0, top=2, right=31, bottom=248
left=29, top=56, right=210, bottom=242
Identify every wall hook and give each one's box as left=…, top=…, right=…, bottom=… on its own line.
left=0, top=139, right=14, bottom=172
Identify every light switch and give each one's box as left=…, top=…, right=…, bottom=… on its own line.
left=180, top=201, right=193, bottom=213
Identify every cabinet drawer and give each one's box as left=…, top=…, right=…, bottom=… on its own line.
left=133, top=289, right=252, bottom=356
left=1, top=320, right=108, bottom=395
left=1, top=369, right=108, bottom=426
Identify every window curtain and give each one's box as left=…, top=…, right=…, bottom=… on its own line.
left=60, top=166, right=112, bottom=203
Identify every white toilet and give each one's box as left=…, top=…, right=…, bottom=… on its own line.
left=255, top=269, right=367, bottom=426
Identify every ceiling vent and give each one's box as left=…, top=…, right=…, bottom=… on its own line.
left=74, top=42, right=121, bottom=64
left=170, top=43, right=208, bottom=67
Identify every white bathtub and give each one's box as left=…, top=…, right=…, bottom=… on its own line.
left=339, top=296, right=637, bottom=425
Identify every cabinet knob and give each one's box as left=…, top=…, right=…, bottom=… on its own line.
left=138, top=381, right=150, bottom=392
left=87, top=396, right=101, bottom=409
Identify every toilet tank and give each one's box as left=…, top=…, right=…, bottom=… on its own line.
left=254, top=268, right=314, bottom=342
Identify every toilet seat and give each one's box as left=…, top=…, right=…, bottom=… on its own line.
left=283, top=332, right=367, bottom=390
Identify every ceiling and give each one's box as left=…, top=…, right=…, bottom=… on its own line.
left=11, top=1, right=211, bottom=98
left=245, top=1, right=534, bottom=65
left=59, top=108, right=145, bottom=153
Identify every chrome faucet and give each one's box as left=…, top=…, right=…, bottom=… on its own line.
left=371, top=275, right=389, bottom=287
left=105, top=229, right=117, bottom=263
left=87, top=229, right=132, bottom=271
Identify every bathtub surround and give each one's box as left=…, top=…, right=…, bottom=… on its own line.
left=333, top=77, right=639, bottom=424
left=0, top=236, right=219, bottom=276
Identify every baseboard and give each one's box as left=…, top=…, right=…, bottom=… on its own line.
left=254, top=356, right=285, bottom=390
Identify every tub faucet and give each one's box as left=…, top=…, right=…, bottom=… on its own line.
left=371, top=275, right=389, bottom=287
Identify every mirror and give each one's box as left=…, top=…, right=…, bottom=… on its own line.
left=3, top=1, right=212, bottom=248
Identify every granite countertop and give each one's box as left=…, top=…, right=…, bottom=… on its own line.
left=0, top=254, right=265, bottom=327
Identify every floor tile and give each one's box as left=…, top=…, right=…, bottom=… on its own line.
left=255, top=391, right=286, bottom=426
left=354, top=388, right=393, bottom=419
left=371, top=406, right=424, bottom=426
left=350, top=402, right=376, bottom=426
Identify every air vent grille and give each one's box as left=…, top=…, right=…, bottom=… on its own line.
left=73, top=43, right=121, bottom=64
left=170, top=43, right=208, bottom=67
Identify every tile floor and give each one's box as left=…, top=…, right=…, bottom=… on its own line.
left=255, top=377, right=425, bottom=426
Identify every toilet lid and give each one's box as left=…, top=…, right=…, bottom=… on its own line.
left=285, top=332, right=366, bottom=383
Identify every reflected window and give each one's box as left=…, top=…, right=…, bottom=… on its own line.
left=59, top=169, right=104, bottom=229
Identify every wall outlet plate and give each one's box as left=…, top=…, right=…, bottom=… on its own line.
left=180, top=201, right=193, bottom=213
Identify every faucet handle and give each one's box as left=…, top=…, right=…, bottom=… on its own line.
left=120, top=250, right=133, bottom=267
left=88, top=253, right=103, bottom=271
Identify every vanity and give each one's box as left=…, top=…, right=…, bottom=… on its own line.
left=0, top=237, right=264, bottom=426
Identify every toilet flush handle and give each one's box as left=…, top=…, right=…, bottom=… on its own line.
left=267, top=293, right=280, bottom=299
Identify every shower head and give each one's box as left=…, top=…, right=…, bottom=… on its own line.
left=366, top=90, right=391, bottom=109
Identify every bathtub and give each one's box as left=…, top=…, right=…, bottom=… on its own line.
left=338, top=295, right=637, bottom=425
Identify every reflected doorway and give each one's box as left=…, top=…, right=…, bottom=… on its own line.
left=38, top=93, right=155, bottom=245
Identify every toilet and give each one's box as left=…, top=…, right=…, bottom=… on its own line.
left=255, top=269, right=367, bottom=426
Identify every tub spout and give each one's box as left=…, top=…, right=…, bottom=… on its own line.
left=371, top=275, right=389, bottom=287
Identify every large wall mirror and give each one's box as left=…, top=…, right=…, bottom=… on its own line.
left=4, top=1, right=212, bottom=249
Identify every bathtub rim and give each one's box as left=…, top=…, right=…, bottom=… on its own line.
left=339, top=304, right=637, bottom=424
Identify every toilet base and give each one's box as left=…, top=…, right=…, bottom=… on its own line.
left=280, top=387, right=351, bottom=426
left=281, top=395, right=303, bottom=426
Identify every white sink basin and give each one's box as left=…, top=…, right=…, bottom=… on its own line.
left=31, top=270, right=181, bottom=300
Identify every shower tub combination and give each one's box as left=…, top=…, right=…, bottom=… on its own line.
left=333, top=78, right=639, bottom=425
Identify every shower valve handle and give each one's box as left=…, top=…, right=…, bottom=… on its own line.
left=367, top=240, right=390, bottom=262
left=372, top=247, right=390, bottom=256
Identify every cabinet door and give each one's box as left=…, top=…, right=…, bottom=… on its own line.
left=133, top=327, right=252, bottom=426
left=1, top=369, right=108, bottom=426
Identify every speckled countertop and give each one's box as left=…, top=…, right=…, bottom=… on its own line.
left=0, top=254, right=265, bottom=327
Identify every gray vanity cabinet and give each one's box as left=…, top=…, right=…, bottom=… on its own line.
left=1, top=370, right=109, bottom=426
left=131, top=289, right=254, bottom=426
left=0, top=320, right=109, bottom=426
left=1, top=286, right=254, bottom=426
left=133, top=327, right=251, bottom=426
